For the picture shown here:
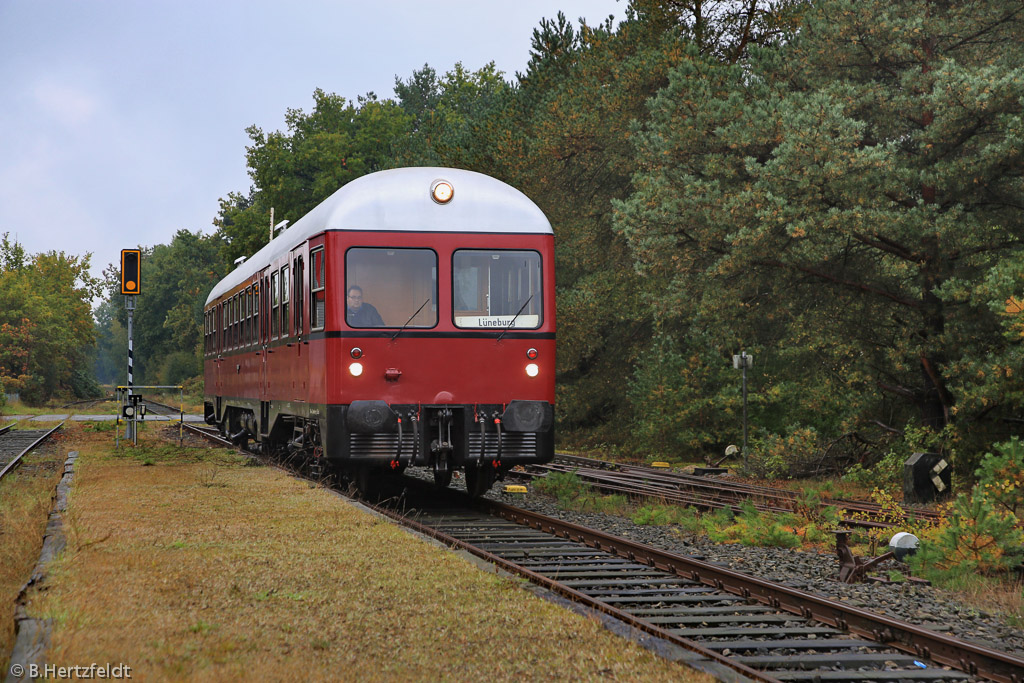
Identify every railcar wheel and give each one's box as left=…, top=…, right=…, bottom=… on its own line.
left=464, top=464, right=495, bottom=498
left=354, top=466, right=377, bottom=498
left=433, top=468, right=453, bottom=489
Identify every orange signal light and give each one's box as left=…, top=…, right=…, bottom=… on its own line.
left=121, top=249, right=141, bottom=295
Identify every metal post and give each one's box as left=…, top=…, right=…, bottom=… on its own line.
left=126, top=295, right=136, bottom=443
left=733, top=352, right=753, bottom=467
left=741, top=351, right=748, bottom=465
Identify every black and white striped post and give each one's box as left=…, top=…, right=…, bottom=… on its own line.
left=126, top=294, right=136, bottom=442
left=121, top=249, right=141, bottom=444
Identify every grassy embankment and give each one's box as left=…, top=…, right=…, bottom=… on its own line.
left=18, top=424, right=711, bottom=681
left=0, top=434, right=67, bottom=672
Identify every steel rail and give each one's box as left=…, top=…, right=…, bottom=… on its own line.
left=366, top=499, right=775, bottom=682
left=522, top=464, right=896, bottom=530
left=540, top=455, right=946, bottom=529
left=181, top=422, right=234, bottom=449
left=0, top=422, right=64, bottom=483
left=168, top=431, right=1018, bottom=681
left=473, top=497, right=1024, bottom=683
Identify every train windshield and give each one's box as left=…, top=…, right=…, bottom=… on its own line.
left=453, top=250, right=542, bottom=329
left=345, top=248, right=437, bottom=328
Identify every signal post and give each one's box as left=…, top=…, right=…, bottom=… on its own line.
left=121, top=249, right=141, bottom=442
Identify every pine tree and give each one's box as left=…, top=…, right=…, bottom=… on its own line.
left=617, top=0, right=1024, bottom=466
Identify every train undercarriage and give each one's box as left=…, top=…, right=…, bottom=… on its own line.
left=205, top=397, right=554, bottom=497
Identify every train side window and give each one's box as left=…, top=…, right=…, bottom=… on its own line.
left=233, top=295, right=240, bottom=348
left=281, top=266, right=290, bottom=337
left=310, top=247, right=325, bottom=331
left=246, top=286, right=253, bottom=346
left=345, top=247, right=437, bottom=328
left=253, top=283, right=260, bottom=346
left=263, top=276, right=269, bottom=342
left=453, top=250, right=543, bottom=329
left=271, top=271, right=280, bottom=338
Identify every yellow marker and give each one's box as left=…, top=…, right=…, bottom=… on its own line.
left=504, top=485, right=528, bottom=494
left=651, top=462, right=671, bottom=468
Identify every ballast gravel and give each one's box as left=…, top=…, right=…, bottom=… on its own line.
left=457, top=478, right=1024, bottom=658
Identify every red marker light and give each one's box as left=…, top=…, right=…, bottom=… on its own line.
left=527, top=348, right=538, bottom=360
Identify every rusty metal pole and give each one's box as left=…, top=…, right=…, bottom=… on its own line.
left=741, top=351, right=748, bottom=465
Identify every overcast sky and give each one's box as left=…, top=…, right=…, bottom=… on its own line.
left=0, top=0, right=623, bottom=292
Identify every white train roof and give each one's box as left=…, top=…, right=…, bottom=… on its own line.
left=206, top=167, right=552, bottom=305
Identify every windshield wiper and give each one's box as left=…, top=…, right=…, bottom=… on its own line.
left=496, top=295, right=533, bottom=342
left=392, top=298, right=430, bottom=340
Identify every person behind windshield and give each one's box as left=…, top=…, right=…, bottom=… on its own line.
left=346, top=284, right=385, bottom=327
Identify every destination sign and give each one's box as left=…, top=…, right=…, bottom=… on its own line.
left=455, top=315, right=539, bottom=329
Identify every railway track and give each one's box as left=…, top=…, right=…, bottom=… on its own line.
left=168, top=428, right=1024, bottom=680
left=180, top=422, right=234, bottom=448
left=0, top=422, right=64, bottom=483
left=378, top=491, right=1024, bottom=683
left=516, top=454, right=946, bottom=530
left=3, top=417, right=995, bottom=673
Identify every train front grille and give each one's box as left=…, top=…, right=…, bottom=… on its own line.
left=468, top=432, right=538, bottom=459
left=349, top=433, right=418, bottom=458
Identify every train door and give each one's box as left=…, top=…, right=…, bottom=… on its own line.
left=215, top=301, right=224, bottom=394
left=258, top=270, right=271, bottom=438
left=259, top=271, right=270, bottom=400
left=290, top=247, right=308, bottom=401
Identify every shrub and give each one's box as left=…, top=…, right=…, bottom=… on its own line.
left=974, top=437, right=1024, bottom=517
left=534, top=471, right=629, bottom=514
left=910, top=493, right=1023, bottom=577
left=744, top=426, right=821, bottom=479
left=632, top=505, right=674, bottom=526
left=844, top=424, right=958, bottom=489
left=160, top=351, right=201, bottom=386
left=535, top=471, right=586, bottom=505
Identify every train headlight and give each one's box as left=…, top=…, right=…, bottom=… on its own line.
left=431, top=180, right=454, bottom=204
left=349, top=362, right=364, bottom=377
left=525, top=363, right=539, bottom=378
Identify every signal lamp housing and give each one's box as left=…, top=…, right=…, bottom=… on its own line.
left=431, top=179, right=454, bottom=204
left=121, top=249, right=141, bottom=295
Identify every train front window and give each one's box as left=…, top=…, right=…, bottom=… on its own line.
left=453, top=250, right=542, bottom=329
left=345, top=248, right=437, bottom=328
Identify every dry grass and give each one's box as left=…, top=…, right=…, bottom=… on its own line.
left=0, top=433, right=67, bottom=671
left=27, top=429, right=711, bottom=681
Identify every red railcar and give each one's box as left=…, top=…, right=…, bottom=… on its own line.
left=203, top=168, right=555, bottom=495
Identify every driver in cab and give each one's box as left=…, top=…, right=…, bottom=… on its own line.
left=346, top=285, right=385, bottom=327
